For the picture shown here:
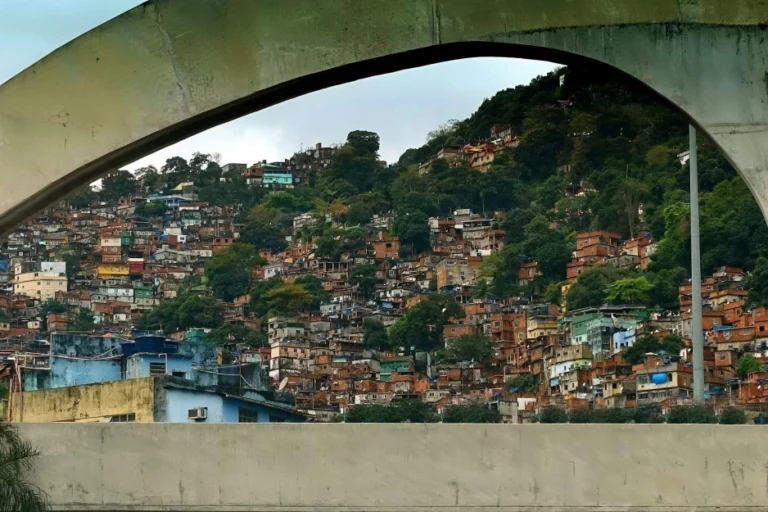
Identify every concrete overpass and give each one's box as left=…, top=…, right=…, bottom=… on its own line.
left=1, top=1, right=768, bottom=233
left=18, top=423, right=768, bottom=511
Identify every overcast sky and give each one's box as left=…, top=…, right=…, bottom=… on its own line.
left=0, top=0, right=558, bottom=169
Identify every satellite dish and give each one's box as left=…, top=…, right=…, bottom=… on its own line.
left=278, top=377, right=289, bottom=391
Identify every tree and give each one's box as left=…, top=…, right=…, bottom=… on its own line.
left=536, top=175, right=567, bottom=209
left=566, top=267, right=627, bottom=310
left=507, top=374, right=537, bottom=393
left=293, top=275, right=329, bottom=310
left=135, top=165, right=162, bottom=192
left=206, top=324, right=266, bottom=347
left=737, top=354, right=762, bottom=380
left=521, top=215, right=572, bottom=282
left=388, top=293, right=464, bottom=352
left=392, top=210, right=430, bottom=256
left=442, top=406, right=500, bottom=423
left=363, top=318, right=389, bottom=350
left=746, top=256, right=768, bottom=306
left=544, top=281, right=563, bottom=305
left=70, top=309, right=96, bottom=332
left=346, top=130, right=380, bottom=156
left=263, top=283, right=313, bottom=314
left=249, top=276, right=284, bottom=318
left=100, top=170, right=136, bottom=201
left=314, top=234, right=342, bottom=260
left=240, top=206, right=288, bottom=253
left=136, top=295, right=223, bottom=335
left=204, top=244, right=263, bottom=302
left=134, top=201, right=166, bottom=218
left=622, top=334, right=681, bottom=365
left=0, top=423, right=48, bottom=512
left=649, top=266, right=687, bottom=309
left=177, top=296, right=224, bottom=331
left=604, top=276, right=653, bottom=305
left=445, top=334, right=496, bottom=363
left=58, top=250, right=82, bottom=281
left=649, top=202, right=690, bottom=273
left=349, top=264, right=379, bottom=300
left=161, top=156, right=191, bottom=189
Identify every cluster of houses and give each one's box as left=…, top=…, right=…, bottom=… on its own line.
left=0, top=136, right=767, bottom=423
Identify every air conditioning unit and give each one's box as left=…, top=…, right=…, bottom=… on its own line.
left=188, top=407, right=208, bottom=420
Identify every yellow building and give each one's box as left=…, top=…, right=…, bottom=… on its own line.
left=10, top=376, right=306, bottom=424
left=9, top=378, right=156, bottom=423
left=97, top=264, right=129, bottom=277
left=14, top=271, right=67, bottom=300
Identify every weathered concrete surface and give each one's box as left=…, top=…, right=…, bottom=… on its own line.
left=0, top=0, right=768, bottom=232
left=17, top=423, right=768, bottom=511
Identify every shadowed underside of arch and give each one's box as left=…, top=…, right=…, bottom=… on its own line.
left=0, top=0, right=767, bottom=234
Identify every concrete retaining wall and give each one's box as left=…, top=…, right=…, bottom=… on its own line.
left=18, top=423, right=768, bottom=511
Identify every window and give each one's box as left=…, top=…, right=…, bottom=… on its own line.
left=238, top=408, right=260, bottom=423
left=110, top=413, right=136, bottom=422
left=149, top=362, right=166, bottom=375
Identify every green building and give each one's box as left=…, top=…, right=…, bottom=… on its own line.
left=561, top=305, right=649, bottom=358
left=378, top=357, right=414, bottom=382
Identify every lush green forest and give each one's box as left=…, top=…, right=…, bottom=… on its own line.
left=93, top=64, right=768, bottom=321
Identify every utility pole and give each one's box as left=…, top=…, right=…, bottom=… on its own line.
left=689, top=125, right=705, bottom=404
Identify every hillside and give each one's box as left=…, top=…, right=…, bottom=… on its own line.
left=89, top=63, right=768, bottom=315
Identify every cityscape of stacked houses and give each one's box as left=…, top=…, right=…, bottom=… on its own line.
left=1, top=131, right=767, bottom=424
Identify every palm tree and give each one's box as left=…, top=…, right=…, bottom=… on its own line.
left=0, top=422, right=48, bottom=512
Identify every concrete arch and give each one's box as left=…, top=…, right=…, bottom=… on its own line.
left=1, top=0, right=767, bottom=233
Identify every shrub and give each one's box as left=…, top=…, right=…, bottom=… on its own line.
left=594, top=408, right=632, bottom=423
left=666, top=405, right=717, bottom=424
left=719, top=407, right=747, bottom=425
left=567, top=409, right=595, bottom=423
left=539, top=406, right=568, bottom=423
left=442, top=406, right=500, bottom=423
left=629, top=406, right=664, bottom=424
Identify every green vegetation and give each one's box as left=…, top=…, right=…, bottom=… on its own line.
left=125, top=64, right=768, bottom=386
left=343, top=401, right=500, bottom=423
left=444, top=334, right=496, bottom=364
left=362, top=318, right=389, bottom=350
left=134, top=201, right=166, bottom=218
left=736, top=353, right=762, bottom=380
left=0, top=423, right=49, bottom=512
left=344, top=400, right=436, bottom=423
left=539, top=407, right=568, bottom=423
left=204, top=244, right=264, bottom=302
left=388, top=293, right=464, bottom=352
left=719, top=407, right=747, bottom=425
left=507, top=374, right=537, bottom=393
left=135, top=294, right=223, bottom=335
left=621, top=333, right=683, bottom=365
left=70, top=309, right=97, bottom=332
left=442, top=406, right=500, bottom=423
left=205, top=324, right=266, bottom=347
left=666, top=406, right=717, bottom=424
